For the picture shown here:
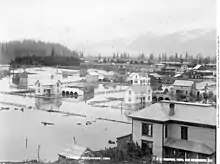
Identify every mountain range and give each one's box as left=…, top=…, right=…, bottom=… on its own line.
left=78, top=28, right=216, bottom=57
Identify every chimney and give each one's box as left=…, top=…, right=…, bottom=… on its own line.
left=169, top=103, right=175, bottom=117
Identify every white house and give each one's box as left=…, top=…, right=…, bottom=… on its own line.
left=129, top=101, right=216, bottom=163
left=35, top=79, right=62, bottom=97
left=170, top=80, right=196, bottom=96
left=127, top=73, right=150, bottom=85
left=124, top=85, right=152, bottom=110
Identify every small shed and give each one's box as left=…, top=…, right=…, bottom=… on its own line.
left=58, top=142, right=98, bottom=164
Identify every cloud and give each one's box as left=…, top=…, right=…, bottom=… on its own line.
left=0, top=0, right=216, bottom=44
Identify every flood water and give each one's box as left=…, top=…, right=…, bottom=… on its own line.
left=0, top=67, right=131, bottom=162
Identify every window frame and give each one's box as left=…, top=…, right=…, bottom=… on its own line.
left=165, top=124, right=168, bottom=138
left=142, top=122, right=153, bottom=137
left=181, top=126, right=188, bottom=140
left=141, top=140, right=153, bottom=155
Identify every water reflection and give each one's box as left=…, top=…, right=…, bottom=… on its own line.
left=34, top=97, right=63, bottom=110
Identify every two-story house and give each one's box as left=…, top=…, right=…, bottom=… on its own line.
left=35, top=79, right=62, bottom=97
left=170, top=80, right=196, bottom=96
left=148, top=73, right=163, bottom=91
left=124, top=85, right=152, bottom=110
left=129, top=101, right=216, bottom=163
left=127, top=72, right=150, bottom=86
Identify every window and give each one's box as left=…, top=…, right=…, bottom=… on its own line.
left=143, top=97, right=145, bottom=101
left=142, top=123, right=153, bottom=137
left=141, top=140, right=153, bottom=155
left=181, top=126, right=188, bottom=140
left=148, top=90, right=151, bottom=93
left=38, top=83, right=40, bottom=87
left=57, top=83, right=59, bottom=87
left=38, top=89, right=40, bottom=93
left=57, top=89, right=59, bottom=93
left=128, top=97, right=131, bottom=102
left=165, top=125, right=168, bottom=138
left=148, top=96, right=151, bottom=101
left=129, top=90, right=131, bottom=95
left=186, top=91, right=188, bottom=95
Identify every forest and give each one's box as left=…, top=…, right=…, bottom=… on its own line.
left=0, top=40, right=81, bottom=66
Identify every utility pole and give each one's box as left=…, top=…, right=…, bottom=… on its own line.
left=37, top=145, right=41, bottom=162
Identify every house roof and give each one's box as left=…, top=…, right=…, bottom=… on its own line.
left=58, top=142, right=89, bottom=160
left=129, top=103, right=170, bottom=121
left=193, top=64, right=202, bottom=70
left=116, top=134, right=132, bottom=140
left=149, top=73, right=162, bottom=78
left=165, top=66, right=176, bottom=70
left=35, top=79, right=61, bottom=86
left=129, top=100, right=216, bottom=126
left=173, top=80, right=194, bottom=87
left=174, top=73, right=183, bottom=78
left=165, top=138, right=215, bottom=155
left=129, top=85, right=151, bottom=94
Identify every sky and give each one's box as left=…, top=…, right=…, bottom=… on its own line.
left=0, top=0, right=216, bottom=49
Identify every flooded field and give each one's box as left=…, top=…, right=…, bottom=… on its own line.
left=0, top=67, right=131, bottom=162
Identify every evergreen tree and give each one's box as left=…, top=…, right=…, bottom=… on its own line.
left=204, top=57, right=210, bottom=65
left=185, top=52, right=188, bottom=61
left=149, top=53, right=154, bottom=61
left=164, top=53, right=167, bottom=62
left=175, top=53, right=178, bottom=62
left=158, top=54, right=162, bottom=62
left=51, top=47, right=55, bottom=57
left=113, top=53, right=116, bottom=59
left=116, top=52, right=119, bottom=59
left=98, top=54, right=101, bottom=60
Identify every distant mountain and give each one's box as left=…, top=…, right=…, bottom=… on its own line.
left=128, top=29, right=216, bottom=57
left=0, top=40, right=80, bottom=64
left=76, top=38, right=138, bottom=57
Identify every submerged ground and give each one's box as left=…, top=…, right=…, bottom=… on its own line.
left=0, top=67, right=131, bottom=162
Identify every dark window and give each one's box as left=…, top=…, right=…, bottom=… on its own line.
left=181, top=126, right=188, bottom=140
left=141, top=140, right=153, bottom=155
left=142, top=123, right=153, bottom=137
left=165, top=125, right=168, bottom=138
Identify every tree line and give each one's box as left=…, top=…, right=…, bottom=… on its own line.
left=0, top=39, right=80, bottom=64
left=96, top=52, right=216, bottom=65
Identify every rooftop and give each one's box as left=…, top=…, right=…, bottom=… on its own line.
left=58, top=142, right=89, bottom=160
left=35, top=79, right=61, bottom=86
left=173, top=80, right=194, bottom=86
left=165, top=66, right=176, bottom=70
left=193, top=64, right=202, bottom=70
left=149, top=73, right=162, bottom=78
left=165, top=138, right=215, bottom=155
left=129, top=100, right=216, bottom=126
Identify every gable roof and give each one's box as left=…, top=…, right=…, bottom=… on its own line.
left=173, top=80, right=194, bottom=87
left=149, top=73, right=162, bottom=78
left=193, top=64, right=202, bottom=70
left=58, top=142, right=91, bottom=160
left=35, top=79, right=61, bottom=86
left=129, top=100, right=216, bottom=126
left=129, top=85, right=151, bottom=94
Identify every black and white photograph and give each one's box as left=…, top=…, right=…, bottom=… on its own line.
left=0, top=0, right=218, bottom=164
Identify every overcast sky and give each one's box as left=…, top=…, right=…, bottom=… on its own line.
left=0, top=0, right=216, bottom=47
